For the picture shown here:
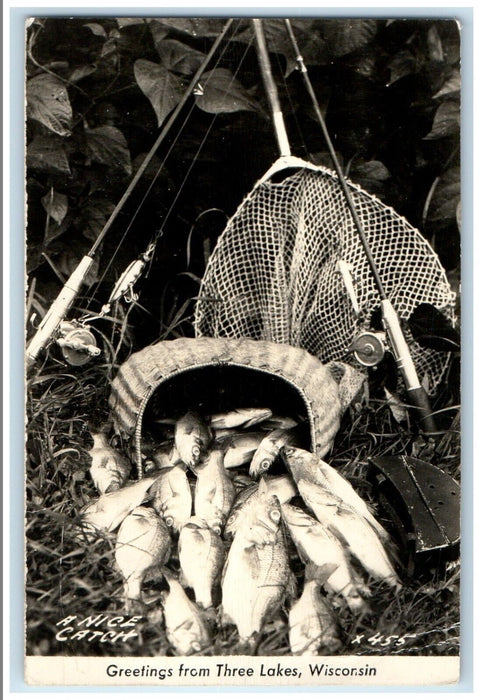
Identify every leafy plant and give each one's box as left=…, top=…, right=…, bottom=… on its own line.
left=25, top=17, right=461, bottom=660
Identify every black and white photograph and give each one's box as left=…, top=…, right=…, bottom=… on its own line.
left=23, top=14, right=462, bottom=686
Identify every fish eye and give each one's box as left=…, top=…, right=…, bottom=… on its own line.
left=165, top=516, right=174, bottom=527
left=284, top=447, right=294, bottom=456
left=269, top=509, right=281, bottom=522
left=192, top=445, right=201, bottom=457
left=212, top=525, right=221, bottom=535
left=261, top=459, right=271, bottom=471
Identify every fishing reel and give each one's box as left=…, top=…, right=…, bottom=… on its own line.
left=348, top=330, right=387, bottom=367
left=335, top=260, right=387, bottom=368
left=56, top=320, right=101, bottom=366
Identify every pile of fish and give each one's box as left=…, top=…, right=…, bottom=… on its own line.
left=81, top=407, right=400, bottom=656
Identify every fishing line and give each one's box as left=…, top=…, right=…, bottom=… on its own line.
left=87, top=19, right=249, bottom=306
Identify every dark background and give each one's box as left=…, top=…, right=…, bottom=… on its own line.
left=26, top=17, right=461, bottom=356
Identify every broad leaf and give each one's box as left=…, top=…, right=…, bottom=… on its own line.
left=26, top=74, right=72, bottom=136
left=350, top=160, right=391, bottom=196
left=100, top=37, right=119, bottom=59
left=235, top=19, right=328, bottom=74
left=27, top=134, right=71, bottom=174
left=83, top=22, right=107, bottom=37
left=85, top=125, right=132, bottom=174
left=426, top=166, right=460, bottom=222
left=41, top=190, right=68, bottom=226
left=322, top=19, right=378, bottom=57
left=149, top=20, right=170, bottom=52
left=81, top=199, right=116, bottom=241
left=284, top=32, right=330, bottom=76
left=424, top=99, right=460, bottom=139
left=134, top=59, right=185, bottom=126
left=155, top=39, right=206, bottom=75
left=42, top=215, right=71, bottom=247
left=352, top=160, right=391, bottom=181
left=433, top=67, right=460, bottom=98
left=195, top=68, right=259, bottom=115
left=427, top=25, right=444, bottom=62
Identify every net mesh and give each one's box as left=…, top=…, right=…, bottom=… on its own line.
left=194, top=163, right=455, bottom=396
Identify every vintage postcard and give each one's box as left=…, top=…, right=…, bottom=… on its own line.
left=24, top=14, right=462, bottom=687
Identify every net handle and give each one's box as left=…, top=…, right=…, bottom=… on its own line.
left=252, top=19, right=291, bottom=157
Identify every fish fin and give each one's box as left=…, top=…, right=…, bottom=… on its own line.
left=178, top=568, right=188, bottom=588
left=305, top=562, right=340, bottom=585
left=160, top=566, right=176, bottom=585
left=258, top=477, right=269, bottom=497
left=286, top=572, right=298, bottom=602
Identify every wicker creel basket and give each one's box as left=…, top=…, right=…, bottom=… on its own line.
left=108, top=337, right=364, bottom=478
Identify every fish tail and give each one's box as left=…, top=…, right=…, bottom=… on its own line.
left=305, top=562, right=340, bottom=585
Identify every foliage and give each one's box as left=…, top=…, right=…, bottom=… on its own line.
left=25, top=16, right=461, bottom=660
left=26, top=17, right=460, bottom=334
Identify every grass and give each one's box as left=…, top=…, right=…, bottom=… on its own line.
left=25, top=303, right=460, bottom=659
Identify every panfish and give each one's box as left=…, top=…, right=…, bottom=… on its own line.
left=221, top=480, right=291, bottom=641
left=88, top=432, right=131, bottom=494
left=163, top=570, right=212, bottom=655
left=225, top=475, right=297, bottom=541
left=259, top=415, right=298, bottom=431
left=282, top=446, right=390, bottom=542
left=80, top=476, right=159, bottom=540
left=281, top=503, right=368, bottom=612
left=175, top=411, right=212, bottom=468
left=152, top=445, right=181, bottom=469
left=209, top=407, right=272, bottom=430
left=217, top=432, right=265, bottom=468
left=178, top=516, right=225, bottom=609
left=194, top=449, right=235, bottom=533
left=249, top=428, right=297, bottom=478
left=115, top=506, right=171, bottom=607
left=297, top=478, right=401, bottom=590
left=289, top=579, right=342, bottom=656
left=150, top=464, right=192, bottom=532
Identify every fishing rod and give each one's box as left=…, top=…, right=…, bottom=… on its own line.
left=26, top=18, right=235, bottom=370
left=253, top=18, right=436, bottom=433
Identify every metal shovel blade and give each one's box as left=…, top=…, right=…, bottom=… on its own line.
left=368, top=455, right=460, bottom=555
